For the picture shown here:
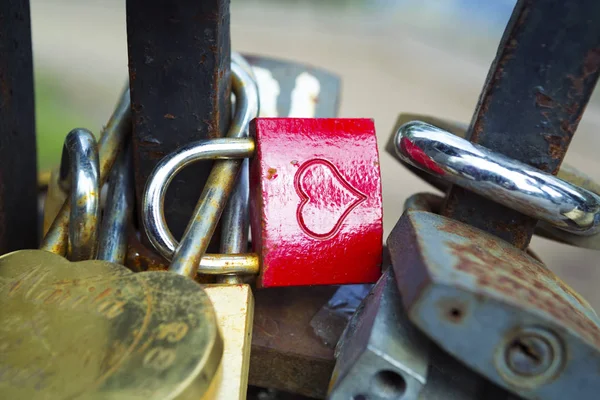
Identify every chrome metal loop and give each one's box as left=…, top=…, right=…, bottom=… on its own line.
left=395, top=121, right=600, bottom=235
left=142, top=56, right=259, bottom=276
left=142, top=137, right=254, bottom=260
left=62, top=128, right=101, bottom=260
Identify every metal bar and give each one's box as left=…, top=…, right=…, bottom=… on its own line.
left=126, top=0, right=231, bottom=245
left=0, top=0, right=37, bottom=253
left=442, top=0, right=600, bottom=249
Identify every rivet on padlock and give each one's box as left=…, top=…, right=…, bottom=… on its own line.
left=143, top=117, right=383, bottom=287
left=387, top=201, right=600, bottom=399
left=0, top=91, right=223, bottom=399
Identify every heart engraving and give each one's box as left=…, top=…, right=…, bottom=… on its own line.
left=295, top=159, right=367, bottom=240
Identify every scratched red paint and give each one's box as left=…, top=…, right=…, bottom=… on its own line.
left=249, top=118, right=383, bottom=288
left=400, top=138, right=445, bottom=175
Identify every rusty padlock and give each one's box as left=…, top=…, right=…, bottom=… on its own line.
left=329, top=265, right=517, bottom=400
left=143, top=118, right=383, bottom=287
left=387, top=193, right=600, bottom=400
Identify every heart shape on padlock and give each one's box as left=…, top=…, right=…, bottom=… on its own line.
left=295, top=159, right=367, bottom=240
left=0, top=250, right=222, bottom=399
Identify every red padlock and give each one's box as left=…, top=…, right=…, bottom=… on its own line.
left=250, top=118, right=383, bottom=287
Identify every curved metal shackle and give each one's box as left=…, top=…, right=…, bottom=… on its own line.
left=97, top=143, right=134, bottom=264
left=60, top=128, right=101, bottom=261
left=143, top=138, right=255, bottom=259
left=220, top=52, right=259, bottom=283
left=143, top=58, right=259, bottom=279
left=395, top=121, right=600, bottom=235
left=41, top=85, right=131, bottom=255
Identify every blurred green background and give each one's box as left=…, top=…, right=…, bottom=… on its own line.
left=33, top=0, right=516, bottom=170
left=32, top=0, right=600, bottom=308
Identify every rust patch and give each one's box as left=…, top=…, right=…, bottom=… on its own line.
left=469, top=6, right=529, bottom=143
left=535, top=91, right=555, bottom=108
left=126, top=230, right=215, bottom=284
left=266, top=168, right=278, bottom=180
left=438, top=217, right=600, bottom=347
left=543, top=134, right=565, bottom=160
left=163, top=113, right=176, bottom=119
left=568, top=47, right=600, bottom=96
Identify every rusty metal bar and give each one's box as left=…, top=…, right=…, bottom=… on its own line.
left=126, top=0, right=231, bottom=244
left=0, top=0, right=38, bottom=253
left=442, top=0, right=600, bottom=249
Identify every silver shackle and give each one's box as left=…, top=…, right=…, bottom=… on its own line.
left=395, top=121, right=600, bottom=235
left=143, top=55, right=259, bottom=278
left=60, top=128, right=101, bottom=261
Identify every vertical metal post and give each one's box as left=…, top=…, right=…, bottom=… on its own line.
left=443, top=0, right=600, bottom=249
left=0, top=0, right=38, bottom=253
left=126, top=0, right=231, bottom=244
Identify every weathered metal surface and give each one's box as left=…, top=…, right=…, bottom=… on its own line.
left=40, top=87, right=131, bottom=256
left=127, top=0, right=231, bottom=246
left=388, top=209, right=600, bottom=399
left=330, top=267, right=519, bottom=400
left=0, top=0, right=38, bottom=253
left=442, top=0, right=600, bottom=248
left=249, top=118, right=383, bottom=287
left=403, top=192, right=544, bottom=264
left=126, top=231, right=259, bottom=277
left=243, top=55, right=341, bottom=118
left=328, top=267, right=430, bottom=400
left=62, top=129, right=101, bottom=261
left=249, top=286, right=340, bottom=399
left=0, top=250, right=223, bottom=399
left=97, top=143, right=134, bottom=265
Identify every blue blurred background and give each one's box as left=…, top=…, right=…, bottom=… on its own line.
left=31, top=0, right=600, bottom=308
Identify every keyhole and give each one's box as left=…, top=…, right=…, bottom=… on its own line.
left=505, top=335, right=553, bottom=376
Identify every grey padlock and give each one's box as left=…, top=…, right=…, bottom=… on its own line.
left=387, top=208, right=600, bottom=400
left=328, top=266, right=515, bottom=399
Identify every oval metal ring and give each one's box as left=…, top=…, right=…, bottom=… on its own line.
left=395, top=121, right=600, bottom=235
left=61, top=128, right=101, bottom=260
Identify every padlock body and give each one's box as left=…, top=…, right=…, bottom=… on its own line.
left=203, top=284, right=254, bottom=400
left=250, top=118, right=383, bottom=287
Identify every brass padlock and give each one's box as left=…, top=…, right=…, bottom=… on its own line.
left=1, top=91, right=223, bottom=399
